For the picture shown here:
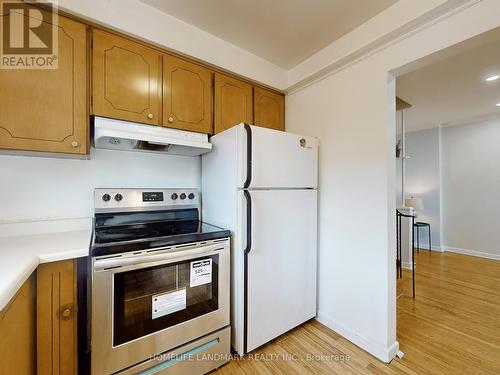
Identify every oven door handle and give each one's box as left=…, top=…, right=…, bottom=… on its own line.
left=93, top=244, right=223, bottom=271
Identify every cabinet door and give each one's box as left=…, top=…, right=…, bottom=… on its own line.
left=163, top=55, right=212, bottom=133
left=253, top=87, right=285, bottom=131
left=0, top=275, right=36, bottom=375
left=0, top=14, right=87, bottom=154
left=92, top=29, right=161, bottom=125
left=214, top=73, right=253, bottom=134
left=37, top=260, right=77, bottom=375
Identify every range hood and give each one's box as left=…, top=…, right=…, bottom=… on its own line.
left=93, top=116, right=212, bottom=156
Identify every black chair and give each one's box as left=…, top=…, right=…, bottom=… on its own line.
left=414, top=222, right=431, bottom=254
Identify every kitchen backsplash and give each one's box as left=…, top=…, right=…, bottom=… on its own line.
left=0, top=148, right=201, bottom=222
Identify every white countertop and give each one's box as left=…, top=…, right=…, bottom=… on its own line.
left=0, top=217, right=92, bottom=311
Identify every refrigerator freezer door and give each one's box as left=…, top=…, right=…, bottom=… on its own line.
left=238, top=125, right=318, bottom=189
left=241, top=189, right=317, bottom=353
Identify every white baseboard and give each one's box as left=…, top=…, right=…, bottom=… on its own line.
left=414, top=244, right=443, bottom=252
left=402, top=261, right=413, bottom=270
left=316, top=311, right=399, bottom=363
left=443, top=246, right=500, bottom=261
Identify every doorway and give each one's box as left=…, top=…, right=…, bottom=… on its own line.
left=392, top=26, right=500, bottom=374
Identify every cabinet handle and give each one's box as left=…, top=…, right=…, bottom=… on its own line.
left=168, top=116, right=174, bottom=123
left=70, top=141, right=79, bottom=148
left=61, top=305, right=73, bottom=320
left=147, top=113, right=154, bottom=119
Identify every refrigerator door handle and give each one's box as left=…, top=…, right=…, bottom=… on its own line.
left=243, top=123, right=252, bottom=188
left=243, top=190, right=252, bottom=255
left=243, top=189, right=251, bottom=354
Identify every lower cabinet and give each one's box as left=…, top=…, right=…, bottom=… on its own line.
left=0, top=275, right=36, bottom=375
left=37, top=259, right=78, bottom=375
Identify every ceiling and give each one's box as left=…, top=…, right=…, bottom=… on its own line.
left=397, top=27, right=500, bottom=132
left=141, top=0, right=397, bottom=69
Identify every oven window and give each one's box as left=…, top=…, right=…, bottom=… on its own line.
left=113, top=254, right=219, bottom=346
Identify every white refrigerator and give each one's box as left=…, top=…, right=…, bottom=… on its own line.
left=202, top=123, right=318, bottom=355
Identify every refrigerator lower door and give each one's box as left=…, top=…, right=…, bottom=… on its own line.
left=240, top=189, right=317, bottom=353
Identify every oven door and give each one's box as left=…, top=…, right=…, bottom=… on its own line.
left=91, top=239, right=230, bottom=375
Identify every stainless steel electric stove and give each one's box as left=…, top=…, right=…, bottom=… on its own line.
left=90, top=188, right=231, bottom=375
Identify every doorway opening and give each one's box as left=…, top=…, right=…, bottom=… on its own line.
left=392, top=26, right=500, bottom=373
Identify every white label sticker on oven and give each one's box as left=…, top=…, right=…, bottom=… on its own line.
left=190, top=259, right=212, bottom=287
left=152, top=289, right=186, bottom=320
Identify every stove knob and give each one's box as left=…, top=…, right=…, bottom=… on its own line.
left=188, top=193, right=195, bottom=200
left=114, top=193, right=123, bottom=202
left=180, top=193, right=187, bottom=200
left=102, top=193, right=111, bottom=202
left=171, top=193, right=178, bottom=200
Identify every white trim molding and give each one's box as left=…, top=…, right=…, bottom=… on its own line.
left=316, top=311, right=399, bottom=363
left=287, top=0, right=481, bottom=94
left=443, top=246, right=500, bottom=261
left=402, top=261, right=414, bottom=270
left=415, top=245, right=443, bottom=252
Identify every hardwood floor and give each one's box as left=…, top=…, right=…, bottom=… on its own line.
left=395, top=251, right=500, bottom=375
left=213, top=252, right=500, bottom=374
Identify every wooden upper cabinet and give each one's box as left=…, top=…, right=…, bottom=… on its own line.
left=214, top=73, right=253, bottom=134
left=253, top=87, right=285, bottom=131
left=163, top=54, right=212, bottom=133
left=0, top=13, right=88, bottom=154
left=92, top=30, right=161, bottom=125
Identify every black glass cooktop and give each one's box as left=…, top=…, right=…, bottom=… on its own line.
left=94, top=220, right=226, bottom=244
left=91, top=209, right=230, bottom=256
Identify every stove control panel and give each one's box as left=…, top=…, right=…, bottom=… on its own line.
left=95, top=188, right=199, bottom=213
left=142, top=192, right=164, bottom=202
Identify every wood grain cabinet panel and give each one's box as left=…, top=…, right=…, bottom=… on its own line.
left=253, top=87, right=285, bottom=131
left=37, top=260, right=77, bottom=375
left=0, top=13, right=87, bottom=154
left=92, top=30, right=161, bottom=125
left=163, top=54, right=212, bottom=133
left=214, top=73, right=253, bottom=134
left=0, top=275, right=36, bottom=375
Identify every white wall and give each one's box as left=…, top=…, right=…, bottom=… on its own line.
left=286, top=0, right=500, bottom=363
left=0, top=148, right=200, bottom=222
left=405, top=127, right=441, bottom=249
left=441, top=118, right=500, bottom=259
left=403, top=119, right=500, bottom=259
left=396, top=158, right=403, bottom=206
left=287, top=55, right=398, bottom=362
left=395, top=110, right=404, bottom=207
